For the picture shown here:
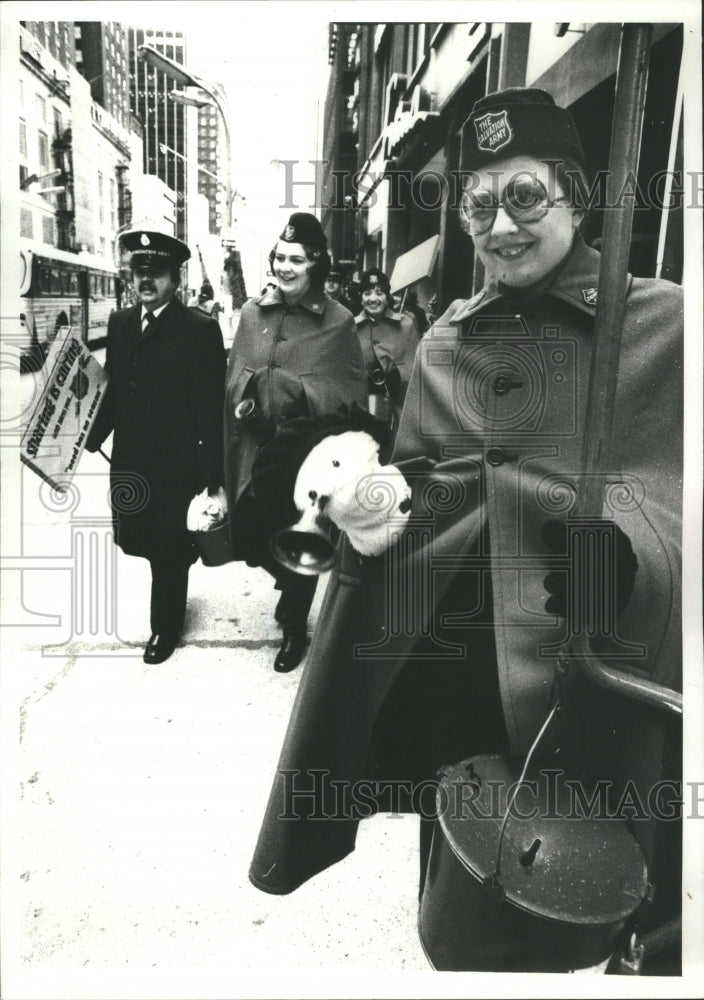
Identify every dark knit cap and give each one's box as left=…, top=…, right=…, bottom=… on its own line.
left=359, top=267, right=391, bottom=295
left=279, top=212, right=327, bottom=252
left=460, top=87, right=585, bottom=172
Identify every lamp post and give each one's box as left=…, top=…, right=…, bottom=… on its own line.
left=137, top=45, right=235, bottom=233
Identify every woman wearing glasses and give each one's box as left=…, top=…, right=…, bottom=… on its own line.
left=250, top=89, right=683, bottom=961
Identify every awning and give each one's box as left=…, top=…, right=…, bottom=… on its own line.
left=384, top=109, right=440, bottom=158
left=389, top=234, right=440, bottom=294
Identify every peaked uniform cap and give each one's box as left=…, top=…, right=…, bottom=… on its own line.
left=121, top=229, right=191, bottom=268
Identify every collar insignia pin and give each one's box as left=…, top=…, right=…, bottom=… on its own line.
left=582, top=287, right=598, bottom=306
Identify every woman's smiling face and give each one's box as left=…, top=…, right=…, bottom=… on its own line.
left=272, top=241, right=313, bottom=303
left=466, top=155, right=583, bottom=288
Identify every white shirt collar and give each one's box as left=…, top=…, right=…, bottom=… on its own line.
left=141, top=302, right=169, bottom=324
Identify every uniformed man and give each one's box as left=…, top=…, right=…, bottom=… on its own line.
left=323, top=266, right=356, bottom=314
left=86, top=230, right=226, bottom=664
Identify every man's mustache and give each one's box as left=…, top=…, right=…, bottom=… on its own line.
left=139, top=281, right=156, bottom=291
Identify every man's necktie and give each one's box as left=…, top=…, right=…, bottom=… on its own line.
left=142, top=311, right=155, bottom=332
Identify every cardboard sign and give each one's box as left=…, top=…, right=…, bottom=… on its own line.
left=20, top=327, right=108, bottom=491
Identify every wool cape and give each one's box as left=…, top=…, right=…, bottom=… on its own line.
left=249, top=237, right=683, bottom=899
left=224, top=285, right=367, bottom=558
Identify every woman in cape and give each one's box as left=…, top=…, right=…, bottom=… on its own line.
left=248, top=89, right=683, bottom=964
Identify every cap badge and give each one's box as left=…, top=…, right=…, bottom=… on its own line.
left=474, top=110, right=512, bottom=154
left=369, top=276, right=379, bottom=285
left=581, top=287, right=598, bottom=306
left=140, top=233, right=150, bottom=246
left=283, top=225, right=295, bottom=241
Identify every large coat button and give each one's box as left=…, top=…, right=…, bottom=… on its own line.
left=486, top=447, right=506, bottom=466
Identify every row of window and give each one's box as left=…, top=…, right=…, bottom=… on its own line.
left=21, top=207, right=55, bottom=246
left=35, top=263, right=115, bottom=298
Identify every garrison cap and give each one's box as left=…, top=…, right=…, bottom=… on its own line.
left=359, top=267, right=391, bottom=295
left=279, top=213, right=327, bottom=252
left=460, top=87, right=585, bottom=173
left=121, top=229, right=191, bottom=269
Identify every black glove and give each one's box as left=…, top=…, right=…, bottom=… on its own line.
left=541, top=518, right=638, bottom=626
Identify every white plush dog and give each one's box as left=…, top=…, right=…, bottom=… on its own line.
left=292, top=431, right=411, bottom=557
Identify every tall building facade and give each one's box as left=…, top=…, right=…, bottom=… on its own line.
left=197, top=103, right=222, bottom=235
left=21, top=20, right=76, bottom=69
left=127, top=27, right=191, bottom=243
left=75, top=22, right=131, bottom=130
left=19, top=21, right=142, bottom=262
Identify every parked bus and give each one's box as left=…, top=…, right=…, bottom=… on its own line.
left=19, top=239, right=121, bottom=372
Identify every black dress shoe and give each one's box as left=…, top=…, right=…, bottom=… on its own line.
left=143, top=633, right=178, bottom=664
left=274, top=631, right=307, bottom=673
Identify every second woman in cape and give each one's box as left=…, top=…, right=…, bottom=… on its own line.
left=224, top=212, right=366, bottom=672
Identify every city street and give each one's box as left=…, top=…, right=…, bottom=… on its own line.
left=3, top=402, right=428, bottom=1000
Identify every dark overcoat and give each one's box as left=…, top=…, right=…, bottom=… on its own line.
left=249, top=237, right=683, bottom=901
left=86, top=298, right=225, bottom=560
left=224, top=285, right=367, bottom=556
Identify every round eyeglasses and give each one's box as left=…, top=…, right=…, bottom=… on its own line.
left=460, top=176, right=570, bottom=236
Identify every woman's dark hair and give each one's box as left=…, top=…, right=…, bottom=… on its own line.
left=268, top=242, right=331, bottom=290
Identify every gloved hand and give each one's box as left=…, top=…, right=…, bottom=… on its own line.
left=541, top=518, right=638, bottom=628
left=293, top=430, right=411, bottom=556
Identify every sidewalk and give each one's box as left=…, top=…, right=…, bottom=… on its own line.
left=3, top=447, right=428, bottom=999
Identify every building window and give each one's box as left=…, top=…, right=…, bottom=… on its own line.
left=21, top=207, right=33, bottom=238
left=19, top=79, right=24, bottom=105
left=98, top=170, right=104, bottom=223
left=36, top=93, right=46, bottom=121
left=20, top=118, right=27, bottom=159
left=109, top=177, right=116, bottom=228
left=42, top=214, right=56, bottom=245
left=53, top=107, right=62, bottom=138
left=38, top=130, right=49, bottom=169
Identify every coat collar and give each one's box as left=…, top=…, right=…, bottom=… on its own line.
left=449, top=237, right=632, bottom=325
left=256, top=284, right=329, bottom=317
left=354, top=308, right=403, bottom=327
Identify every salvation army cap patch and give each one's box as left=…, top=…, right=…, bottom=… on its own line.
left=460, top=87, right=585, bottom=173
left=359, top=267, right=391, bottom=294
left=278, top=213, right=328, bottom=252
